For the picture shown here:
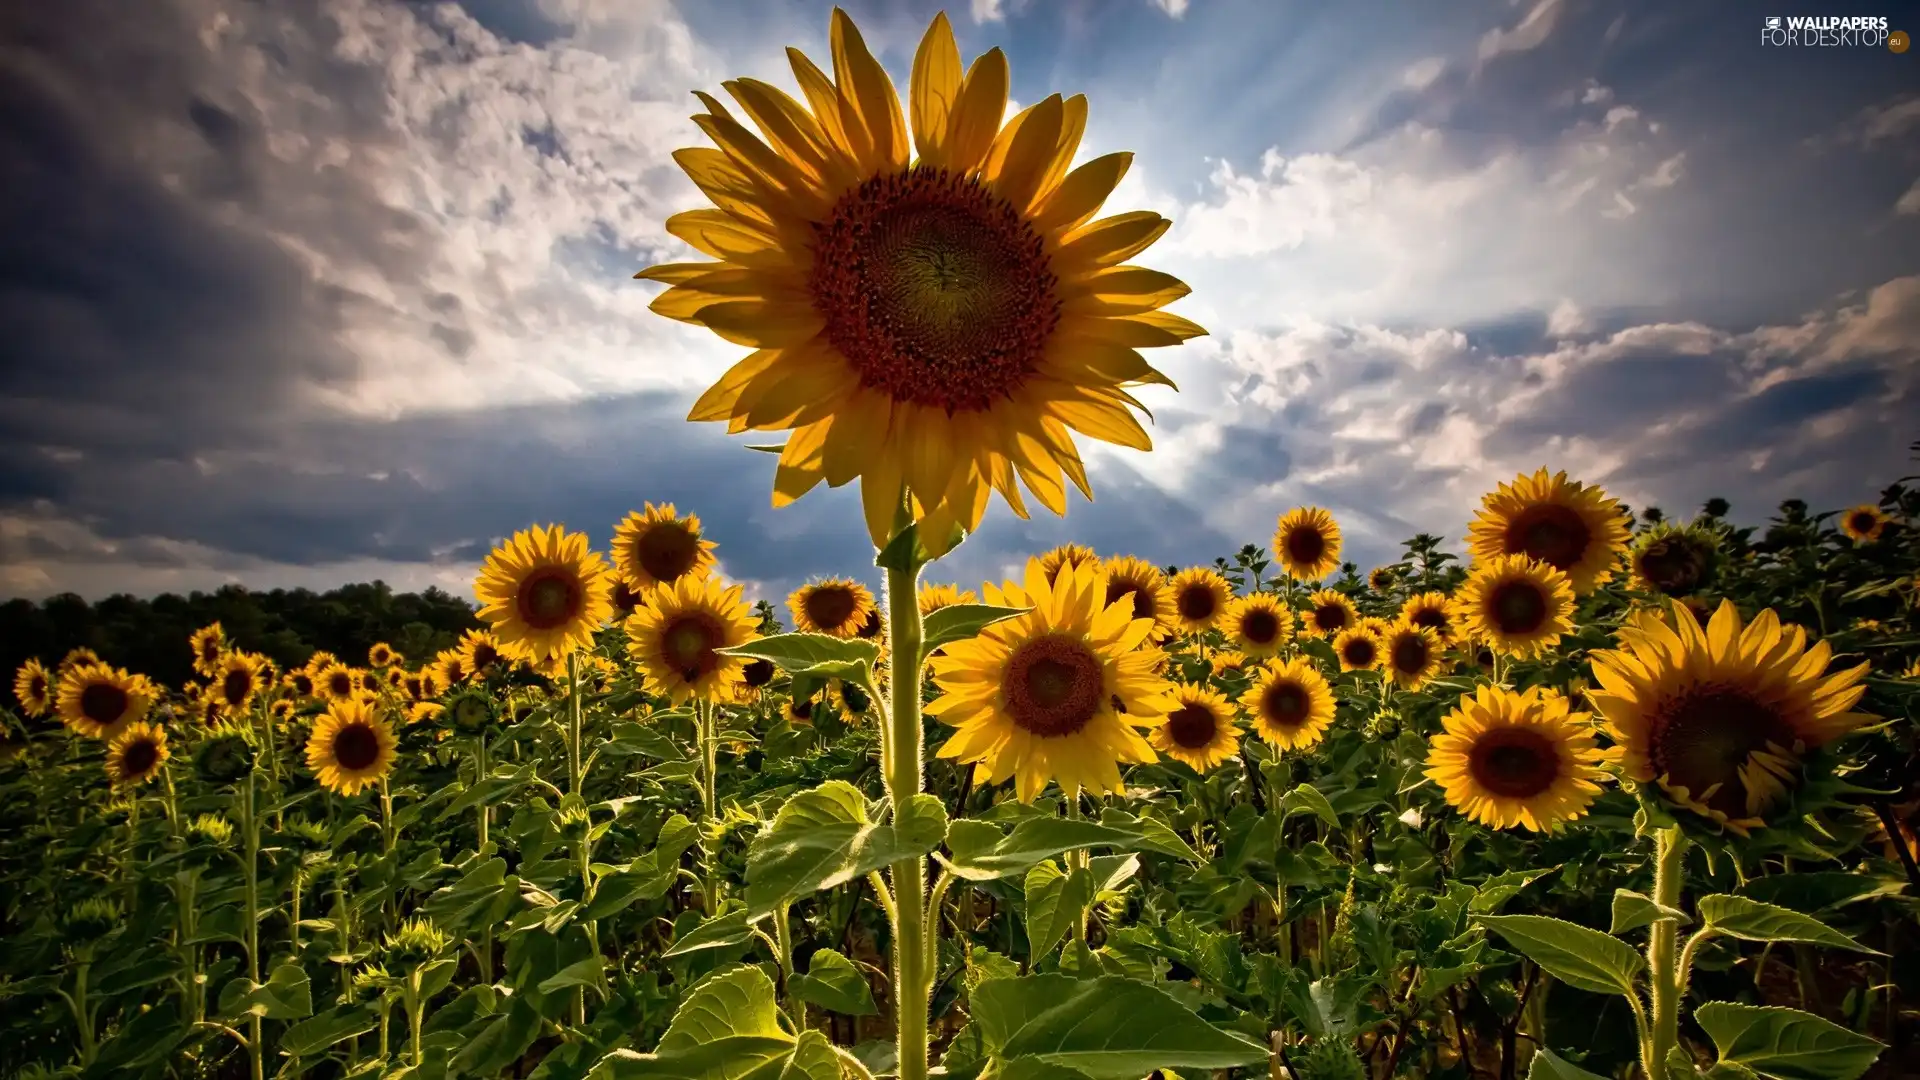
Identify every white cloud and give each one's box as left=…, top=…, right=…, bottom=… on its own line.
left=1897, top=177, right=1920, bottom=215
left=970, top=0, right=1006, bottom=24
left=1581, top=81, right=1613, bottom=104
left=1604, top=105, right=1639, bottom=132
left=1402, top=57, right=1447, bottom=91
left=1149, top=0, right=1192, bottom=17
left=1546, top=298, right=1590, bottom=337
left=1477, top=0, right=1564, bottom=63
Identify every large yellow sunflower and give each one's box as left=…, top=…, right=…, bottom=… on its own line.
left=626, top=574, right=760, bottom=704
left=930, top=557, right=1176, bottom=803
left=1467, top=469, right=1629, bottom=596
left=474, top=525, right=615, bottom=664
left=611, top=503, right=719, bottom=590
left=459, top=630, right=508, bottom=676
left=1102, top=556, right=1177, bottom=641
left=315, top=662, right=360, bottom=704
left=106, top=722, right=170, bottom=789
left=1332, top=625, right=1383, bottom=673
left=1224, top=593, right=1293, bottom=659
left=212, top=652, right=267, bottom=713
left=13, top=658, right=52, bottom=718
left=1449, top=555, right=1576, bottom=659
left=1303, top=589, right=1358, bottom=639
left=788, top=577, right=876, bottom=638
left=1167, top=567, right=1232, bottom=636
left=1273, top=507, right=1342, bottom=581
left=1424, top=685, right=1609, bottom=833
left=918, top=582, right=979, bottom=616
left=1381, top=622, right=1444, bottom=691
left=188, top=624, right=226, bottom=678
left=1587, top=599, right=1873, bottom=834
left=306, top=698, right=400, bottom=797
left=1148, top=684, right=1240, bottom=771
left=1838, top=504, right=1889, bottom=544
left=638, top=10, right=1202, bottom=554
left=434, top=649, right=471, bottom=688
left=1241, top=657, right=1336, bottom=753
left=1398, top=591, right=1457, bottom=644
left=56, top=663, right=152, bottom=741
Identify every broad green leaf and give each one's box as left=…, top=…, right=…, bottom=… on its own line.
left=1469, top=867, right=1557, bottom=915
left=537, top=954, right=605, bottom=995
left=943, top=815, right=1186, bottom=881
left=442, top=763, right=539, bottom=819
left=1697, top=895, right=1882, bottom=954
left=663, top=908, right=758, bottom=958
left=580, top=814, right=698, bottom=921
left=720, top=634, right=880, bottom=683
left=219, top=960, right=314, bottom=1020
left=601, top=722, right=688, bottom=761
left=1526, top=1048, right=1612, bottom=1080
left=278, top=1004, right=380, bottom=1057
left=745, top=781, right=947, bottom=916
left=968, top=975, right=1268, bottom=1079
left=790, top=947, right=878, bottom=1016
left=452, top=997, right=544, bottom=1076
left=1023, top=861, right=1092, bottom=964
left=422, top=857, right=524, bottom=934
left=1610, top=888, right=1693, bottom=935
left=85, top=1000, right=188, bottom=1075
left=874, top=519, right=968, bottom=573
left=993, top=1061, right=1097, bottom=1080
left=1475, top=915, right=1644, bottom=997
left=1098, top=809, right=1203, bottom=862
left=591, top=965, right=819, bottom=1080
left=1693, top=1002, right=1883, bottom=1080
left=1738, top=871, right=1906, bottom=913
left=922, top=604, right=1029, bottom=652
left=1087, top=853, right=1141, bottom=897
left=1278, top=783, right=1340, bottom=830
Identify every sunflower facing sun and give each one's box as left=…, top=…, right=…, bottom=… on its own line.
left=57, top=662, right=152, bottom=741
left=638, top=9, right=1202, bottom=554
left=13, top=658, right=52, bottom=718
left=627, top=574, right=761, bottom=704
left=789, top=578, right=877, bottom=638
left=1839, top=504, right=1890, bottom=544
left=1224, top=593, right=1293, bottom=659
left=1273, top=507, right=1343, bottom=581
left=1167, top=567, right=1233, bottom=636
left=106, top=722, right=170, bottom=789
left=306, top=698, right=400, bottom=797
left=1303, top=589, right=1358, bottom=639
left=188, top=623, right=226, bottom=678
left=1425, top=685, right=1610, bottom=833
left=1241, top=657, right=1336, bottom=753
left=1332, top=625, right=1384, bottom=673
left=918, top=583, right=979, bottom=616
left=1148, top=684, right=1240, bottom=772
left=611, top=503, right=719, bottom=590
left=1467, top=468, right=1630, bottom=596
left=1450, top=555, right=1576, bottom=659
left=1381, top=622, right=1445, bottom=691
left=1102, top=556, right=1177, bottom=641
left=474, top=525, right=615, bottom=665
left=1398, top=592, right=1456, bottom=644
left=1039, top=544, right=1102, bottom=583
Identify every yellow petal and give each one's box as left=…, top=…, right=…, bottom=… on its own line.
left=944, top=47, right=1009, bottom=175
left=983, top=95, right=1063, bottom=206
left=688, top=349, right=782, bottom=423
left=1033, top=153, right=1130, bottom=236
left=1064, top=309, right=1209, bottom=349
left=672, top=147, right=777, bottom=230
left=861, top=451, right=907, bottom=548
left=664, top=210, right=789, bottom=270
left=910, top=12, right=962, bottom=165
left=648, top=268, right=776, bottom=321
left=1062, top=266, right=1192, bottom=317
left=1046, top=387, right=1153, bottom=450
left=1054, top=212, right=1173, bottom=275
left=830, top=8, right=908, bottom=172
left=724, top=78, right=849, bottom=189
left=1043, top=339, right=1178, bottom=389
left=693, top=300, right=825, bottom=348
left=1031, top=94, right=1088, bottom=211
left=633, top=261, right=726, bottom=285
left=773, top=419, right=833, bottom=506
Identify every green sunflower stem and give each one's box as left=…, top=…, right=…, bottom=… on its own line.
left=882, top=539, right=932, bottom=1080
left=1643, top=825, right=1689, bottom=1080
left=696, top=697, right=720, bottom=914
left=240, top=770, right=265, bottom=1080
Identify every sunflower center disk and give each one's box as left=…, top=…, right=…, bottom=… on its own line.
left=1313, top=605, right=1346, bottom=633
left=662, top=614, right=725, bottom=680
left=333, top=724, right=382, bottom=771
left=1411, top=609, right=1447, bottom=634
left=1166, top=704, right=1219, bottom=749
left=1262, top=683, right=1310, bottom=729
left=1004, top=634, right=1105, bottom=737
left=1391, top=637, right=1431, bottom=675
left=637, top=526, right=700, bottom=584
left=1506, top=505, right=1592, bottom=571
left=810, top=166, right=1061, bottom=412
left=1177, top=588, right=1218, bottom=622
left=1464, top=728, right=1561, bottom=798
left=121, top=740, right=159, bottom=776
left=1241, top=610, right=1283, bottom=646
left=1107, top=582, right=1156, bottom=621
left=222, top=671, right=250, bottom=706
left=1653, top=687, right=1796, bottom=817
left=743, top=659, right=776, bottom=688
left=1848, top=512, right=1875, bottom=532
left=1343, top=640, right=1377, bottom=667
left=1638, top=539, right=1704, bottom=594
left=803, top=588, right=859, bottom=631
left=80, top=683, right=129, bottom=725
left=518, top=571, right=582, bottom=630
left=1284, top=528, right=1325, bottom=567
left=1489, top=581, right=1549, bottom=634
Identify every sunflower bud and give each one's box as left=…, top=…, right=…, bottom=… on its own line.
left=60, top=897, right=121, bottom=944
left=282, top=816, right=332, bottom=854
left=556, top=799, right=590, bottom=843
left=192, top=725, right=257, bottom=784
left=185, top=813, right=236, bottom=868
left=351, top=962, right=395, bottom=1001
left=382, top=915, right=453, bottom=971
left=445, top=689, right=496, bottom=735
left=1294, top=1038, right=1367, bottom=1080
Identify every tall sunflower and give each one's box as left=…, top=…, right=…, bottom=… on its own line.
left=1102, top=556, right=1177, bottom=641
left=212, top=652, right=268, bottom=713
left=60, top=646, right=102, bottom=676
left=1367, top=566, right=1397, bottom=592
left=1303, top=589, right=1358, bottom=639
left=918, top=582, right=979, bottom=616
left=611, top=503, right=719, bottom=590
left=105, top=722, right=170, bottom=789
left=1273, top=507, right=1342, bottom=581
left=13, top=658, right=52, bottom=717
left=1627, top=522, right=1719, bottom=597
left=1332, top=625, right=1383, bottom=673
left=1167, top=567, right=1232, bottom=636
left=788, top=577, right=876, bottom=638
left=1148, top=685, right=1240, bottom=771
left=459, top=630, right=507, bottom=676
left=1838, top=504, right=1889, bottom=544
left=56, top=663, right=151, bottom=740
left=1398, top=592, right=1456, bottom=644
left=188, top=624, right=226, bottom=678
left=434, top=650, right=471, bottom=687
left=367, top=642, right=399, bottom=669
left=1381, top=622, right=1444, bottom=691
left=639, top=10, right=1202, bottom=554
left=1449, top=555, right=1576, bottom=659
left=1588, top=599, right=1873, bottom=834
left=1467, top=469, right=1629, bottom=596
left=306, top=698, right=400, bottom=796
left=930, top=557, right=1176, bottom=803
left=474, top=525, right=615, bottom=664
left=1241, top=657, right=1336, bottom=753
left=315, top=662, right=360, bottom=704
left=1424, top=685, right=1609, bottom=833
left=626, top=574, right=760, bottom=704
left=1224, top=593, right=1293, bottom=659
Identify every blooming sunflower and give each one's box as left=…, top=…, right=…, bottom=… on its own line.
left=1101, top=556, right=1177, bottom=641
left=459, top=630, right=507, bottom=677
left=1367, top=566, right=1397, bottom=592
left=611, top=503, right=719, bottom=591
left=1149, top=685, right=1240, bottom=771
left=784, top=693, right=821, bottom=728
left=1449, top=555, right=1576, bottom=659
left=918, top=582, right=979, bottom=616
left=56, top=663, right=151, bottom=740
left=1587, top=599, right=1873, bottom=834
left=1209, top=649, right=1261, bottom=680
left=1627, top=522, right=1719, bottom=597
left=105, top=722, right=169, bottom=789
left=212, top=652, right=267, bottom=713
left=1224, top=593, right=1293, bottom=659
left=367, top=642, right=399, bottom=669
left=1039, top=544, right=1102, bottom=583
left=1303, top=589, right=1358, bottom=639
left=60, top=647, right=102, bottom=675
left=626, top=574, right=760, bottom=704
left=435, top=650, right=471, bottom=687
left=1467, top=469, right=1629, bottom=596
left=357, top=669, right=384, bottom=696
left=930, top=556, right=1176, bottom=802
left=284, top=668, right=317, bottom=701
left=639, top=9, right=1203, bottom=553
left=1332, top=625, right=1383, bottom=673
left=1424, top=685, right=1610, bottom=833
left=1241, top=657, right=1336, bottom=753
left=731, top=658, right=779, bottom=704
left=474, top=525, right=615, bottom=665
left=788, top=577, right=877, bottom=638
left=1838, top=504, right=1889, bottom=544
left=1273, top=507, right=1342, bottom=581
left=1167, top=567, right=1232, bottom=636
left=831, top=679, right=875, bottom=724
left=315, top=663, right=360, bottom=703
left=188, top=624, right=226, bottom=677
left=13, top=658, right=52, bottom=717
left=1398, top=591, right=1456, bottom=644
left=1381, top=623, right=1444, bottom=691
left=306, top=698, right=400, bottom=796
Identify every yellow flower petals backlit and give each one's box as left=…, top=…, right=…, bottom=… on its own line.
left=1426, top=685, right=1609, bottom=833
left=474, top=525, right=615, bottom=665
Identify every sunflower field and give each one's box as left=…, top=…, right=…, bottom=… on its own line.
left=6, top=8, right=1920, bottom=1080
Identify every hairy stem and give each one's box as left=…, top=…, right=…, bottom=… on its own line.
left=882, top=534, right=931, bottom=1080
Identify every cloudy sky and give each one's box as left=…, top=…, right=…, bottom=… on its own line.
left=3, top=0, right=1917, bottom=606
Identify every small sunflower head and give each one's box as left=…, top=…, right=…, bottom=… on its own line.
left=60, top=897, right=122, bottom=945
left=555, top=800, right=591, bottom=843
left=185, top=813, right=237, bottom=867
left=282, top=816, right=333, bottom=854
left=382, top=916, right=454, bottom=970
left=351, top=962, right=395, bottom=1002
left=1294, top=1038, right=1368, bottom=1080
left=193, top=724, right=258, bottom=785
left=1628, top=522, right=1719, bottom=597
left=1838, top=503, right=1890, bottom=544
left=445, top=688, right=497, bottom=735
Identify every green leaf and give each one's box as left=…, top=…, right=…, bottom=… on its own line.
left=745, top=781, right=948, bottom=916
left=721, top=633, right=881, bottom=684
left=1475, top=915, right=1644, bottom=997
left=922, top=604, right=1029, bottom=653
left=218, top=960, right=314, bottom=1020
left=1693, top=1002, right=1884, bottom=1080
left=85, top=1000, right=188, bottom=1076
left=1610, top=888, right=1693, bottom=935
left=537, top=954, right=605, bottom=995
left=663, top=908, right=758, bottom=958
left=942, top=815, right=1188, bottom=881
left=789, top=947, right=878, bottom=1016
left=1277, top=783, right=1340, bottom=830
left=1526, top=1048, right=1613, bottom=1080
left=874, top=520, right=968, bottom=573
left=967, top=975, right=1268, bottom=1079
left=601, top=721, right=688, bottom=761
left=442, top=762, right=538, bottom=819
left=1023, top=862, right=1093, bottom=964
left=277, top=1004, right=380, bottom=1058
left=580, top=814, right=698, bottom=921
left=1739, top=872, right=1906, bottom=913
left=1697, top=895, right=1883, bottom=954
left=452, top=997, right=544, bottom=1076
left=1468, top=867, right=1557, bottom=915
left=590, top=965, right=820, bottom=1080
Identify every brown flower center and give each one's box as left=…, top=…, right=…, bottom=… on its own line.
left=332, top=722, right=382, bottom=772
left=1176, top=584, right=1219, bottom=622
left=327, top=673, right=354, bottom=698
left=611, top=581, right=640, bottom=615
left=80, top=682, right=129, bottom=726
left=1260, top=681, right=1312, bottom=730
left=791, top=698, right=815, bottom=721
left=802, top=586, right=860, bottom=632
left=517, top=569, right=583, bottom=630
left=1847, top=511, right=1876, bottom=534
left=635, top=522, right=702, bottom=584
left=1637, top=537, right=1706, bottom=595
left=743, top=659, right=776, bottom=687
left=118, top=737, right=160, bottom=779
left=1466, top=728, right=1561, bottom=799
left=1651, top=687, right=1797, bottom=818
left=661, top=612, right=726, bottom=682
left=1489, top=580, right=1549, bottom=635
left=370, top=646, right=392, bottom=666
left=1340, top=637, right=1378, bottom=668
left=1409, top=606, right=1449, bottom=635
left=1003, top=634, right=1105, bottom=737
left=810, top=166, right=1059, bottom=412
left=30, top=674, right=48, bottom=699
left=470, top=642, right=502, bottom=670
left=1239, top=608, right=1284, bottom=647
left=199, top=642, right=220, bottom=664
left=1165, top=703, right=1219, bottom=749
left=857, top=609, right=885, bottom=640
left=1312, top=602, right=1349, bottom=633
left=290, top=672, right=313, bottom=697
left=1106, top=579, right=1158, bottom=621
left=221, top=669, right=252, bottom=707
left=1283, top=527, right=1326, bottom=569
left=1390, top=633, right=1432, bottom=676
left=1504, top=504, right=1592, bottom=572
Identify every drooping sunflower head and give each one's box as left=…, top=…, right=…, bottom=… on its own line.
left=1367, top=566, right=1398, bottom=593
left=626, top=574, right=760, bottom=704
left=788, top=577, right=876, bottom=638
left=1398, top=591, right=1456, bottom=644
left=1627, top=522, right=1719, bottom=597
left=13, top=658, right=52, bottom=718
left=1467, top=468, right=1630, bottom=595
left=783, top=693, right=820, bottom=728
left=104, top=722, right=170, bottom=789
left=473, top=525, right=615, bottom=665
left=1838, top=503, right=1890, bottom=544
left=460, top=629, right=507, bottom=677
left=1102, top=556, right=1176, bottom=640
left=1304, top=589, right=1358, bottom=639
left=1167, top=567, right=1233, bottom=635
left=1425, top=685, right=1610, bottom=833
left=831, top=679, right=875, bottom=724
left=1273, top=507, right=1343, bottom=581
left=306, top=698, right=400, bottom=797
left=1588, top=599, right=1873, bottom=834
left=444, top=688, right=497, bottom=736
left=642, top=9, right=1203, bottom=554
left=1381, top=622, right=1444, bottom=691
left=1240, top=657, right=1336, bottom=753
left=1224, top=593, right=1294, bottom=659
left=1148, top=684, right=1241, bottom=772
left=611, top=503, right=719, bottom=591
left=1333, top=625, right=1384, bottom=673
left=213, top=651, right=266, bottom=712
left=56, top=662, right=151, bottom=741
left=1449, top=555, right=1577, bottom=660
left=193, top=723, right=258, bottom=784
left=366, top=642, right=398, bottom=669
left=930, top=556, right=1176, bottom=802
left=188, top=623, right=226, bottom=677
